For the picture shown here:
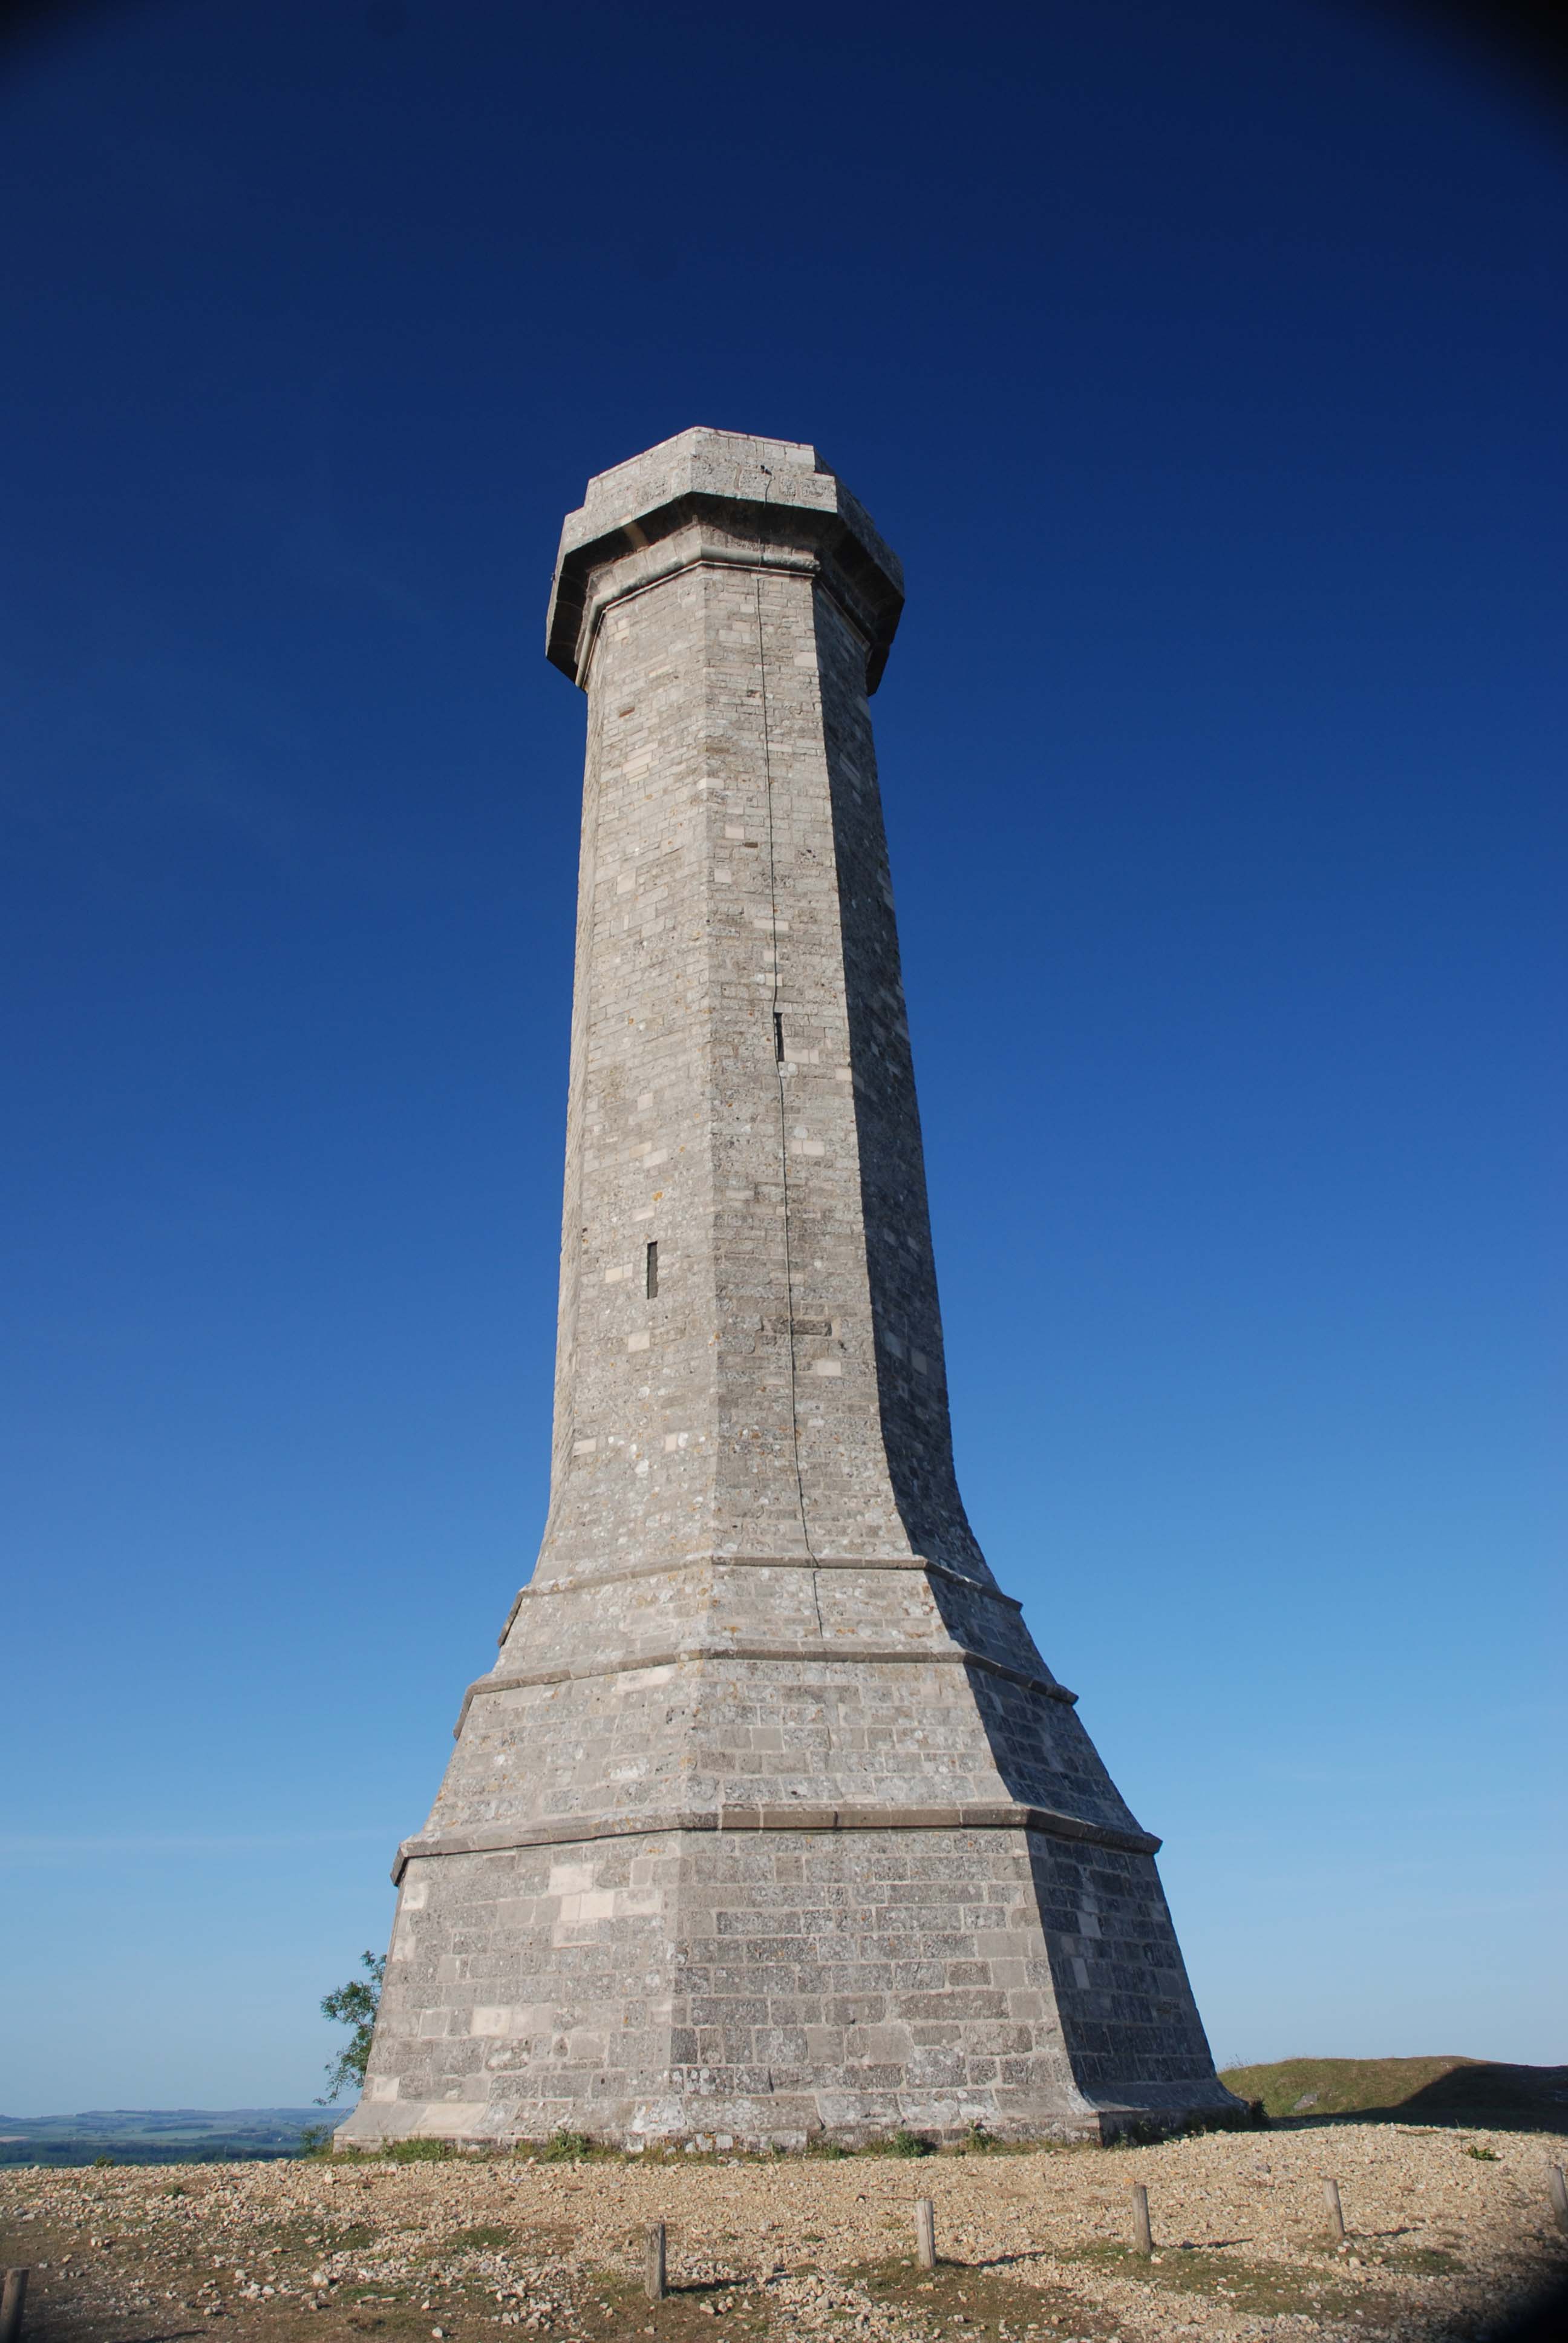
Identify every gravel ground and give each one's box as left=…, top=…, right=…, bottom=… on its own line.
left=4, top=2125, right=1564, bottom=2343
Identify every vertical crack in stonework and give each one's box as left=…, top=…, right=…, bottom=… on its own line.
left=753, top=565, right=822, bottom=1623
left=338, top=428, right=1240, bottom=2154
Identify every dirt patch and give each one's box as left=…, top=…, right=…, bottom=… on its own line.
left=849, top=2253, right=1120, bottom=2336
left=1054, top=2238, right=1399, bottom=2325
left=4, top=2120, right=1564, bottom=2343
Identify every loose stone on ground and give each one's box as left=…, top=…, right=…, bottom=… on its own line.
left=4, top=2122, right=1564, bottom=2343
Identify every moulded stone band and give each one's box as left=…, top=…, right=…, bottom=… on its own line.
left=546, top=436, right=905, bottom=690
left=390, top=1799, right=1161, bottom=1884
left=497, top=1552, right=1025, bottom=1642
left=573, top=543, right=833, bottom=691
left=452, top=1640, right=1080, bottom=1740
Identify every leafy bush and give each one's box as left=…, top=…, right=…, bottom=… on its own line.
left=540, top=2130, right=593, bottom=2162
left=383, top=2137, right=454, bottom=2162
left=296, top=2125, right=336, bottom=2158
left=318, top=1951, right=387, bottom=2104
left=886, top=2128, right=933, bottom=2158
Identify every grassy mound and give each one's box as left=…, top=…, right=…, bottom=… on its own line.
left=1218, top=2056, right=1568, bottom=2131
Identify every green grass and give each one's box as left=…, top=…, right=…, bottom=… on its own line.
left=582, top=2265, right=773, bottom=2339
left=1217, top=2055, right=1568, bottom=2131
left=1060, top=2240, right=1402, bottom=2324
left=849, top=2254, right=1122, bottom=2338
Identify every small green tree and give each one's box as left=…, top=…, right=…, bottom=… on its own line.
left=317, top=1950, right=385, bottom=2103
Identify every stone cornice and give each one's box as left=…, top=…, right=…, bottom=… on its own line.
left=546, top=428, right=904, bottom=692
left=498, top=1551, right=1025, bottom=1645
left=391, top=1798, right=1160, bottom=1885
left=391, top=1790, right=1148, bottom=1884
left=453, top=1639, right=1079, bottom=1740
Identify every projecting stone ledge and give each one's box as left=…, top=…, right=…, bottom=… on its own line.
left=449, top=1640, right=1081, bottom=1738
left=545, top=425, right=905, bottom=690
left=389, top=1798, right=1163, bottom=1884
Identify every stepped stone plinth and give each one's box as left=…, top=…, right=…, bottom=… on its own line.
left=337, top=428, right=1240, bottom=2149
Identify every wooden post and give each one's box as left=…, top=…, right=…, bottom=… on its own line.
left=1548, top=2163, right=1568, bottom=2231
left=644, top=2224, right=667, bottom=2303
left=1128, top=2183, right=1152, bottom=2256
left=915, top=2199, right=936, bottom=2271
left=0, top=2267, right=28, bottom=2343
left=1322, top=2177, right=1345, bottom=2244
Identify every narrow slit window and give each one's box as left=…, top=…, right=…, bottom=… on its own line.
left=773, top=1011, right=785, bottom=1062
left=645, top=1240, right=659, bottom=1299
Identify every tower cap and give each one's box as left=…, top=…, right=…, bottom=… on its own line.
left=546, top=427, right=905, bottom=690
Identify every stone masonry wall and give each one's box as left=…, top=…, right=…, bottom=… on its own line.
left=355, top=1824, right=1213, bottom=2148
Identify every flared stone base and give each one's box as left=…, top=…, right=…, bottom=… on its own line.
left=336, top=1822, right=1243, bottom=2152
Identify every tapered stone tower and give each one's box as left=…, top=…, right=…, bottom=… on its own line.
left=338, top=429, right=1238, bottom=2149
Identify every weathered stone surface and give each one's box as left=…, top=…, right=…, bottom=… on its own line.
left=338, top=428, right=1239, bottom=2149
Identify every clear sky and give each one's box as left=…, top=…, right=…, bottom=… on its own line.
left=1, top=0, right=1562, bottom=2115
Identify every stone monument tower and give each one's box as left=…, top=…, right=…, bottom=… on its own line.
left=338, top=428, right=1237, bottom=2149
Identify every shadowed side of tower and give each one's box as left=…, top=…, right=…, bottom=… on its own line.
left=336, top=429, right=1240, bottom=2149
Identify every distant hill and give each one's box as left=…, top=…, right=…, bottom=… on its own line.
left=1219, top=2056, right=1568, bottom=2132
left=0, top=2109, right=336, bottom=2166
left=5, top=2066, right=1566, bottom=2164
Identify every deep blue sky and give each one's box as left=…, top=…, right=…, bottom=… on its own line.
left=2, top=0, right=1563, bottom=2113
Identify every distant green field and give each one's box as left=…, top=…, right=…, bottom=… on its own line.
left=0, top=2109, right=332, bottom=2167
left=1218, top=2056, right=1568, bottom=2132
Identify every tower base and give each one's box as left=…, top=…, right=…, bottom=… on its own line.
left=335, top=1822, right=1244, bottom=2152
